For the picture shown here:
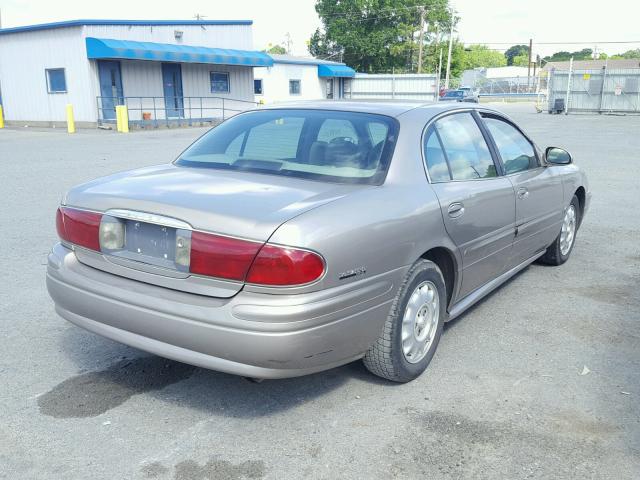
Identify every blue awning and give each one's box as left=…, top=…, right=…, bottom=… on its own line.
left=86, top=37, right=273, bottom=67
left=318, top=64, right=355, bottom=78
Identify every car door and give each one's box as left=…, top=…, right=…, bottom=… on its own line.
left=424, top=111, right=516, bottom=300
left=479, top=113, right=564, bottom=266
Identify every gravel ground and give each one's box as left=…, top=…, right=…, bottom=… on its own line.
left=1, top=104, right=638, bottom=480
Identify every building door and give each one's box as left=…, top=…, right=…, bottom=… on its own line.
left=326, top=79, right=334, bottom=99
left=98, top=60, right=123, bottom=120
left=162, top=63, right=184, bottom=118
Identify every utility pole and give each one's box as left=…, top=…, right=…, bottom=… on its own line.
left=284, top=32, right=292, bottom=54
left=527, top=38, right=533, bottom=89
left=437, top=47, right=444, bottom=97
left=444, top=12, right=455, bottom=90
left=417, top=7, right=426, bottom=74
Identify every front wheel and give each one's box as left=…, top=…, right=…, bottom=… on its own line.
left=539, top=195, right=580, bottom=265
left=363, top=259, right=446, bottom=383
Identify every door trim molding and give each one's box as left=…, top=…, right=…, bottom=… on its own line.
left=447, top=249, right=545, bottom=322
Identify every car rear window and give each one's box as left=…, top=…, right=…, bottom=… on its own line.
left=175, top=109, right=399, bottom=185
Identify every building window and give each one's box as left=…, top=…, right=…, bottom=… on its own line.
left=46, top=68, right=67, bottom=93
left=289, top=79, right=301, bottom=95
left=254, top=79, right=263, bottom=95
left=210, top=72, right=230, bottom=93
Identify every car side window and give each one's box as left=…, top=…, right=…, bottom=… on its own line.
left=482, top=116, right=538, bottom=174
left=423, top=128, right=451, bottom=182
left=435, top=113, right=497, bottom=180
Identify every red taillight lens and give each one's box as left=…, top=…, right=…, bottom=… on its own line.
left=56, top=207, right=102, bottom=251
left=246, top=245, right=325, bottom=286
left=190, top=231, right=262, bottom=281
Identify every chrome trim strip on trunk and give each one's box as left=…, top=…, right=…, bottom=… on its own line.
left=105, top=209, right=193, bottom=230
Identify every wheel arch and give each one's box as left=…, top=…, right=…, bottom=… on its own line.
left=574, top=186, right=586, bottom=227
left=420, top=246, right=458, bottom=310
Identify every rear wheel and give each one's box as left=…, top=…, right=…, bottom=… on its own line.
left=363, top=259, right=445, bottom=383
left=539, top=195, right=580, bottom=265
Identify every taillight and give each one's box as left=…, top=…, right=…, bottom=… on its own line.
left=190, top=231, right=262, bottom=281
left=55, top=207, right=325, bottom=286
left=189, top=231, right=325, bottom=286
left=246, top=245, right=325, bottom=286
left=56, top=207, right=102, bottom=251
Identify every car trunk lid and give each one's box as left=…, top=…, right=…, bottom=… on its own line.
left=64, top=164, right=360, bottom=296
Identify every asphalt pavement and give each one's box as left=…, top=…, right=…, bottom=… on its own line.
left=1, top=103, right=638, bottom=479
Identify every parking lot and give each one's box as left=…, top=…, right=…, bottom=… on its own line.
left=1, top=103, right=638, bottom=479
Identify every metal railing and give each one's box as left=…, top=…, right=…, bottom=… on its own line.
left=96, top=96, right=259, bottom=128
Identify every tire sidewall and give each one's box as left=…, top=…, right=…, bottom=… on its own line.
left=391, top=262, right=446, bottom=382
left=557, top=195, right=581, bottom=263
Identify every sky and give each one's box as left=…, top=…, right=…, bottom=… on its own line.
left=1, top=0, right=639, bottom=59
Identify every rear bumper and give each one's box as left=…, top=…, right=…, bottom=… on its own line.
left=46, top=243, right=402, bottom=378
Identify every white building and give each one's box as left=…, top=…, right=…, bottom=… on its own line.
left=0, top=19, right=272, bottom=127
left=253, top=54, right=355, bottom=104
left=461, top=66, right=531, bottom=87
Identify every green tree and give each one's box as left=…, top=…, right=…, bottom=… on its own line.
left=504, top=44, right=529, bottom=66
left=617, top=48, right=640, bottom=59
left=544, top=48, right=593, bottom=62
left=309, top=0, right=452, bottom=73
left=511, top=53, right=530, bottom=66
left=265, top=44, right=287, bottom=55
left=459, top=44, right=507, bottom=70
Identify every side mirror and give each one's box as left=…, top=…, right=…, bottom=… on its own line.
left=545, top=147, right=572, bottom=165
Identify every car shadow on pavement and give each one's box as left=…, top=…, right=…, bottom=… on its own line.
left=41, top=326, right=390, bottom=419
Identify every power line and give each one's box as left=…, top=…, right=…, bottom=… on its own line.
left=460, top=40, right=640, bottom=45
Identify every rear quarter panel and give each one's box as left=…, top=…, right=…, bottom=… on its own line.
left=249, top=106, right=460, bottom=297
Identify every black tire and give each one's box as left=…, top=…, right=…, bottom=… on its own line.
left=539, top=194, right=580, bottom=266
left=363, top=259, right=446, bottom=383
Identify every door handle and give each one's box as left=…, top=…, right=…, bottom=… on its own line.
left=517, top=187, right=529, bottom=199
left=448, top=202, right=465, bottom=218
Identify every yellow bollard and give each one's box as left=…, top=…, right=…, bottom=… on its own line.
left=115, top=105, right=123, bottom=132
left=66, top=104, right=76, bottom=133
left=0, top=105, right=4, bottom=129
left=120, top=105, right=129, bottom=133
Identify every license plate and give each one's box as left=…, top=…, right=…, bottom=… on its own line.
left=124, top=220, right=177, bottom=263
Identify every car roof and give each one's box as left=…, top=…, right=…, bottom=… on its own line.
left=260, top=100, right=489, bottom=118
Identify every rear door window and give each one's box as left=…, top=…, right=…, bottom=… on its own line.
left=423, top=129, right=451, bottom=182
left=434, top=113, right=497, bottom=180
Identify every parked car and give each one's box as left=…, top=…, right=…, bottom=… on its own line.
left=47, top=101, right=590, bottom=382
left=439, top=88, right=479, bottom=103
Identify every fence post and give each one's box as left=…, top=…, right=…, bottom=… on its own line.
left=0, top=105, right=4, bottom=129
left=564, top=57, right=573, bottom=115
left=598, top=65, right=607, bottom=114
left=66, top=104, right=76, bottom=134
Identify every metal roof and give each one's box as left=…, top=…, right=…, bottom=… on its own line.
left=268, top=54, right=344, bottom=66
left=85, top=37, right=273, bottom=67
left=0, top=19, right=252, bottom=35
